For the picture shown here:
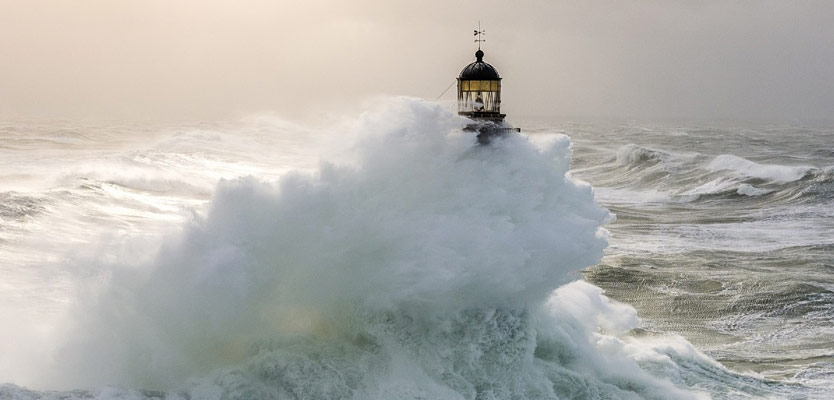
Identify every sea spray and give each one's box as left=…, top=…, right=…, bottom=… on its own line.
left=25, top=98, right=733, bottom=398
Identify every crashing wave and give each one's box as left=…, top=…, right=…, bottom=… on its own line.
left=3, top=99, right=791, bottom=399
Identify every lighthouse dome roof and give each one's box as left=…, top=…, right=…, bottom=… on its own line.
left=459, top=50, right=500, bottom=80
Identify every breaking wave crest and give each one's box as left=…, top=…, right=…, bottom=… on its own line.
left=615, top=144, right=670, bottom=168
left=705, top=154, right=811, bottom=183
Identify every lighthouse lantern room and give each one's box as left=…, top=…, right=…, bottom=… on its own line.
left=457, top=27, right=505, bottom=123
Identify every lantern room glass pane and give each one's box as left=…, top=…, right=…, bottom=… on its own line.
left=459, top=80, right=500, bottom=92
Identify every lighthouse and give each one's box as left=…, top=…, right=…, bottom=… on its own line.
left=457, top=26, right=519, bottom=143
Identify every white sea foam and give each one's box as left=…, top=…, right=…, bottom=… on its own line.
left=736, top=184, right=774, bottom=197
left=593, top=187, right=672, bottom=204
left=684, top=178, right=730, bottom=196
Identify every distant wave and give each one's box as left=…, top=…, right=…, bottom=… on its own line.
left=615, top=144, right=669, bottom=167
left=587, top=144, right=832, bottom=204
left=0, top=192, right=47, bottom=221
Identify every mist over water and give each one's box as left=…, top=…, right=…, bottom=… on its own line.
left=0, top=99, right=830, bottom=399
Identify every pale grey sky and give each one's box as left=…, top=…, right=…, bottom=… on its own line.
left=1, top=1, right=832, bottom=122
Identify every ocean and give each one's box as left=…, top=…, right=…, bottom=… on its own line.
left=0, top=98, right=831, bottom=399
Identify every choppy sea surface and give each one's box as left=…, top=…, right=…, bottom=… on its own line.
left=0, top=99, right=831, bottom=399
left=563, top=119, right=834, bottom=396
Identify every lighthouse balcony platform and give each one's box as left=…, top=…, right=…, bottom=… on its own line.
left=458, top=111, right=506, bottom=123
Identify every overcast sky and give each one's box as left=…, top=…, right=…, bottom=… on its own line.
left=1, top=1, right=832, bottom=122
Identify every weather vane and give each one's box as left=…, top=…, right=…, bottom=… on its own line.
left=474, top=21, right=485, bottom=50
